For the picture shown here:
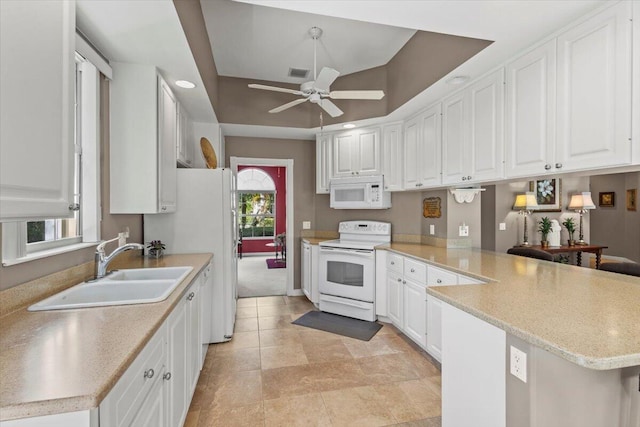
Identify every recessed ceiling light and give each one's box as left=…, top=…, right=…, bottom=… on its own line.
left=343, top=124, right=356, bottom=129
left=446, top=75, right=470, bottom=85
left=175, top=80, right=196, bottom=89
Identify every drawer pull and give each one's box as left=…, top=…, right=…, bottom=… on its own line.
left=402, top=280, right=406, bottom=284
left=390, top=261, right=395, bottom=265
left=544, top=163, right=552, bottom=170
left=437, top=279, right=442, bottom=284
left=397, top=278, right=402, bottom=282
left=187, top=292, right=195, bottom=301
left=144, top=368, right=154, bottom=379
left=163, top=372, right=172, bottom=381
left=410, top=268, right=415, bottom=273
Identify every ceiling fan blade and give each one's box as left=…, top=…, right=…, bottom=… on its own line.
left=319, top=99, right=343, bottom=118
left=313, top=67, right=340, bottom=92
left=248, top=84, right=302, bottom=96
left=269, top=98, right=308, bottom=113
left=328, top=90, right=385, bottom=100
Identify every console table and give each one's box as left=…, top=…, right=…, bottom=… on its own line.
left=531, top=244, right=608, bottom=268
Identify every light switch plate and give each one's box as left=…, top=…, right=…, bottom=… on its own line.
left=459, top=225, right=469, bottom=237
left=302, top=221, right=311, bottom=230
left=499, top=222, right=507, bottom=231
left=429, top=224, right=435, bottom=235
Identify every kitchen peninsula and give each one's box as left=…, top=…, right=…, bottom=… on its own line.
left=384, top=243, right=640, bottom=427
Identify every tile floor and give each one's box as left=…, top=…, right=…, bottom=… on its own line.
left=185, top=296, right=442, bottom=427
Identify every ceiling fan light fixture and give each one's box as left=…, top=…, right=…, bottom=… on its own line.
left=343, top=124, right=356, bottom=129
left=446, top=75, right=470, bottom=86
left=175, top=80, right=196, bottom=89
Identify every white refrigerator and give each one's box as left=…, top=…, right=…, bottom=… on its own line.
left=144, top=168, right=237, bottom=345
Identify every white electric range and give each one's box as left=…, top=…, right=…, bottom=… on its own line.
left=318, top=221, right=391, bottom=321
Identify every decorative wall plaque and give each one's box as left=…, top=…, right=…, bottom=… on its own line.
left=423, top=197, right=442, bottom=218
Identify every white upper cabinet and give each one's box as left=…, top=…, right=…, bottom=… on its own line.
left=382, top=123, right=403, bottom=191
left=442, top=69, right=504, bottom=185
left=403, top=104, right=442, bottom=190
left=110, top=63, right=177, bottom=214
left=556, top=1, right=632, bottom=171
left=505, top=40, right=557, bottom=178
left=177, top=104, right=193, bottom=168
left=316, top=133, right=333, bottom=193
left=332, top=127, right=381, bottom=178
left=0, top=0, right=75, bottom=221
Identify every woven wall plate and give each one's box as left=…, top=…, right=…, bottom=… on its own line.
left=200, top=137, right=217, bottom=169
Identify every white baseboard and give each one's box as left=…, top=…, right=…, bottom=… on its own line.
left=288, top=289, right=304, bottom=296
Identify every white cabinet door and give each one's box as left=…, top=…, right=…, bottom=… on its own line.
left=176, top=104, right=192, bottom=168
left=505, top=40, right=557, bottom=178
left=442, top=92, right=467, bottom=184
left=301, top=242, right=312, bottom=301
left=402, top=116, right=421, bottom=190
left=442, top=69, right=504, bottom=185
left=418, top=104, right=442, bottom=187
left=387, top=272, right=403, bottom=328
left=356, top=128, right=381, bottom=175
left=468, top=69, right=504, bottom=182
left=382, top=123, right=403, bottom=191
left=187, top=281, right=202, bottom=396
left=426, top=295, right=442, bottom=362
left=404, top=105, right=442, bottom=190
left=158, top=78, right=177, bottom=213
left=403, top=279, right=427, bottom=348
left=310, top=244, right=320, bottom=304
left=333, top=132, right=357, bottom=178
left=556, top=2, right=632, bottom=171
left=316, top=134, right=333, bottom=193
left=130, top=372, right=167, bottom=427
left=165, top=297, right=188, bottom=427
left=0, top=0, right=75, bottom=221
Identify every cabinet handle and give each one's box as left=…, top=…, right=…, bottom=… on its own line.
left=462, top=176, right=467, bottom=181
left=437, top=279, right=442, bottom=284
left=467, top=176, right=472, bottom=180
left=390, top=261, right=395, bottom=265
left=161, top=206, right=167, bottom=211
left=402, top=280, right=406, bottom=284
left=163, top=372, right=172, bottom=381
left=68, top=203, right=80, bottom=211
left=187, top=292, right=195, bottom=301
left=555, top=163, right=563, bottom=169
left=410, top=268, right=415, bottom=273
left=144, top=368, right=155, bottom=379
left=544, top=164, right=552, bottom=170
left=397, top=278, right=402, bottom=282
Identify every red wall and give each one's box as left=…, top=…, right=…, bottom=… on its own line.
left=238, top=165, right=286, bottom=254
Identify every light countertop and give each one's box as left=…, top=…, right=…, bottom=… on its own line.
left=382, top=243, right=640, bottom=370
left=0, top=253, right=212, bottom=421
left=302, top=237, right=330, bottom=245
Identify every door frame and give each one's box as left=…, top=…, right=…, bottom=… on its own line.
left=230, top=157, right=296, bottom=296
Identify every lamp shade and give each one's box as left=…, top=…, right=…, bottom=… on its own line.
left=568, top=192, right=596, bottom=210
left=513, top=192, right=538, bottom=211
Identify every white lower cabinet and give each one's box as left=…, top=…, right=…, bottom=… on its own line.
left=426, top=295, right=443, bottom=362
left=301, top=241, right=320, bottom=304
left=387, top=270, right=403, bottom=327
left=403, top=279, right=427, bottom=348
left=100, top=274, right=203, bottom=427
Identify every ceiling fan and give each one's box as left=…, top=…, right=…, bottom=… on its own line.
left=248, top=27, right=385, bottom=118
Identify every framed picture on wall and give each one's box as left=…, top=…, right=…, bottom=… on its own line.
left=599, top=192, right=615, bottom=207
left=626, top=189, right=636, bottom=211
left=529, top=178, right=561, bottom=212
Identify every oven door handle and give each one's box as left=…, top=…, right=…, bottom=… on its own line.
left=320, top=247, right=373, bottom=257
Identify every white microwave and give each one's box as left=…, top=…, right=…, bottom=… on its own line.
left=329, top=176, right=391, bottom=209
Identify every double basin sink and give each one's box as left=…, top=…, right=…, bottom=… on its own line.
left=28, top=266, right=193, bottom=311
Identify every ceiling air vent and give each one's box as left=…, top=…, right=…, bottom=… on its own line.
left=288, top=67, right=310, bottom=79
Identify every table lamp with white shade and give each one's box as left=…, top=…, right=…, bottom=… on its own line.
left=513, top=192, right=538, bottom=246
left=568, top=192, right=596, bottom=246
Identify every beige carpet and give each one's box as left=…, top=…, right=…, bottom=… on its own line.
left=237, top=254, right=287, bottom=297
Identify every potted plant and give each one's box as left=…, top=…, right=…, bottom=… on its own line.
left=562, top=217, right=577, bottom=246
left=147, top=240, right=165, bottom=258
left=538, top=217, right=552, bottom=248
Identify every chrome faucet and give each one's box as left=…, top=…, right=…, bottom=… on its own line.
left=94, top=238, right=144, bottom=279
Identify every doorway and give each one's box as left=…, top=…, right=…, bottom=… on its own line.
left=231, top=157, right=294, bottom=297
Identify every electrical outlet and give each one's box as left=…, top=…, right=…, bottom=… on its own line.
left=302, top=221, right=311, bottom=230
left=510, top=345, right=527, bottom=383
left=429, top=224, right=435, bottom=235
left=459, top=224, right=469, bottom=237
left=499, top=222, right=507, bottom=231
